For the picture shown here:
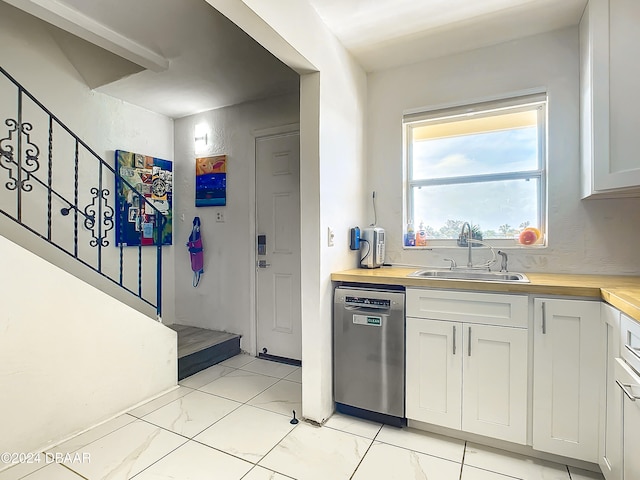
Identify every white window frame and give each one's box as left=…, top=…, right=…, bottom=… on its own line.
left=403, top=93, right=547, bottom=248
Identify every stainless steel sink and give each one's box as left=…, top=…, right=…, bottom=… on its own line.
left=408, top=269, right=530, bottom=283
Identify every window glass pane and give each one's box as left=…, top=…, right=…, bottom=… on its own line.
left=411, top=178, right=539, bottom=239
left=410, top=110, right=539, bottom=180
left=411, top=122, right=539, bottom=180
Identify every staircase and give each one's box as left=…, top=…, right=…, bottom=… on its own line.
left=0, top=62, right=183, bottom=456
left=0, top=65, right=241, bottom=383
left=0, top=65, right=164, bottom=319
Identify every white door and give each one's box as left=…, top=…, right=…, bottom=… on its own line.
left=255, top=132, right=301, bottom=361
left=406, top=317, right=462, bottom=429
left=462, top=324, right=528, bottom=444
left=532, top=298, right=601, bottom=462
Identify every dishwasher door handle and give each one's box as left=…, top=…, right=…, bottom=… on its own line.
left=345, top=305, right=391, bottom=315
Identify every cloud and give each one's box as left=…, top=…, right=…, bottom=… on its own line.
left=435, top=153, right=472, bottom=172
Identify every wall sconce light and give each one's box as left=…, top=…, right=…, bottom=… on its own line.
left=194, top=123, right=208, bottom=151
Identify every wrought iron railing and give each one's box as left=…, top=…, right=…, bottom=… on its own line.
left=0, top=66, right=164, bottom=320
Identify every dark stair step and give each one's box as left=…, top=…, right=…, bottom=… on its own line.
left=168, top=324, right=241, bottom=380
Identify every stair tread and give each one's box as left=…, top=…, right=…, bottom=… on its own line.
left=168, top=324, right=240, bottom=358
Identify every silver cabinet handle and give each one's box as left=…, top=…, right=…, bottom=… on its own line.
left=625, top=343, right=640, bottom=361
left=468, top=326, right=472, bottom=357
left=616, top=380, right=640, bottom=401
left=541, top=301, right=547, bottom=335
left=453, top=325, right=457, bottom=355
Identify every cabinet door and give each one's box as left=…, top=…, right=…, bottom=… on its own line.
left=600, top=305, right=622, bottom=480
left=580, top=0, right=640, bottom=196
left=623, top=390, right=640, bottom=480
left=532, top=298, right=602, bottom=462
left=462, top=324, right=528, bottom=444
left=406, top=317, right=462, bottom=429
left=606, top=0, right=640, bottom=191
left=617, top=359, right=640, bottom=480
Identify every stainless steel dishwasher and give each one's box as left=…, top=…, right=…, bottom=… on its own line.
left=333, top=286, right=406, bottom=426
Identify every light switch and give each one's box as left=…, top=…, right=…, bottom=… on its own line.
left=328, top=227, right=335, bottom=247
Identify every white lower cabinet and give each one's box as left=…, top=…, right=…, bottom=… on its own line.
left=406, top=289, right=528, bottom=444
left=615, top=358, right=640, bottom=480
left=532, top=298, right=602, bottom=463
left=405, top=288, right=616, bottom=465
left=618, top=314, right=640, bottom=479
left=462, top=323, right=528, bottom=443
left=406, top=317, right=462, bottom=430
left=600, top=304, right=622, bottom=480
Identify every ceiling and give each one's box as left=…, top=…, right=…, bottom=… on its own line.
left=307, top=0, right=588, bottom=72
left=2, top=0, right=300, bottom=119
left=4, top=0, right=587, bottom=119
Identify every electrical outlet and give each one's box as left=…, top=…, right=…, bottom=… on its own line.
left=328, top=227, right=335, bottom=247
left=216, top=211, right=225, bottom=222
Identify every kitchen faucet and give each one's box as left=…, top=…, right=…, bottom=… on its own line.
left=498, top=250, right=508, bottom=272
left=460, top=222, right=474, bottom=268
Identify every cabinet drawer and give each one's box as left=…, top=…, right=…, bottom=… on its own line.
left=406, top=288, right=528, bottom=327
left=621, top=314, right=640, bottom=373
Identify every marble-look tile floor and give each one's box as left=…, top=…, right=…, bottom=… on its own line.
left=0, top=353, right=606, bottom=480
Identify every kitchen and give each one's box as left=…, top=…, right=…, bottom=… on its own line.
left=257, top=0, right=640, bottom=436
left=331, top=0, right=640, bottom=478
left=2, top=0, right=640, bottom=478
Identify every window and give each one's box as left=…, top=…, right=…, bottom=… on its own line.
left=404, top=94, right=547, bottom=247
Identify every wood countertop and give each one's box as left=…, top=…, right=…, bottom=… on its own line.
left=331, top=267, right=640, bottom=323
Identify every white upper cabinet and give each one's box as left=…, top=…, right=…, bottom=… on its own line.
left=580, top=0, right=640, bottom=198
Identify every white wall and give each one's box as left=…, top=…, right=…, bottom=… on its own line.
left=0, top=235, right=177, bottom=455
left=0, top=2, right=176, bottom=320
left=368, top=27, right=640, bottom=275
left=207, top=0, right=368, bottom=423
left=172, top=93, right=299, bottom=351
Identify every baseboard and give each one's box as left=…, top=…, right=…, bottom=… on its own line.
left=257, top=352, right=301, bottom=367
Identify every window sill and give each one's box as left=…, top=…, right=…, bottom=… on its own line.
left=402, top=242, right=547, bottom=250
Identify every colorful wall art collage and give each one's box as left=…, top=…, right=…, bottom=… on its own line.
left=115, top=150, right=173, bottom=246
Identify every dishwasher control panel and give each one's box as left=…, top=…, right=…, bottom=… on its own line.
left=345, top=295, right=391, bottom=309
